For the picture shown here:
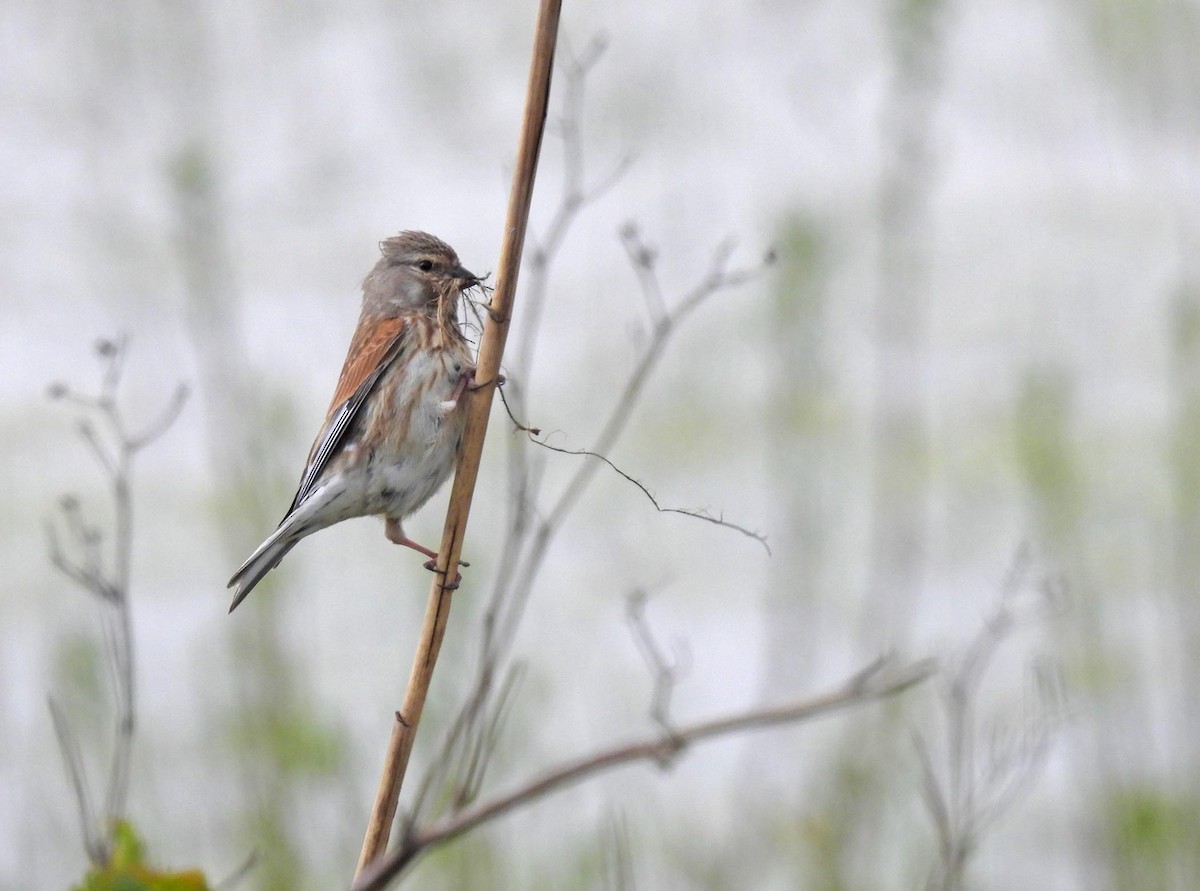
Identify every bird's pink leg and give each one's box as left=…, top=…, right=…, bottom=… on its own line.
left=440, top=368, right=505, bottom=413
left=385, top=517, right=466, bottom=587
left=384, top=517, right=439, bottom=560
left=439, top=366, right=476, bottom=412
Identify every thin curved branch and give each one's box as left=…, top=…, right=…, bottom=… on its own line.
left=541, top=233, right=772, bottom=543
left=491, top=239, right=773, bottom=658
left=352, top=656, right=935, bottom=891
left=525, top=433, right=770, bottom=553
left=129, top=383, right=190, bottom=451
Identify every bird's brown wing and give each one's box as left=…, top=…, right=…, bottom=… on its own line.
left=282, top=315, right=413, bottom=518
left=325, top=315, right=411, bottom=416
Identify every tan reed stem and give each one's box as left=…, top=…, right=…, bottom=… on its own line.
left=354, top=0, right=562, bottom=876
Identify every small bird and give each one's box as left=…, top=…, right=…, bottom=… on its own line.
left=227, top=231, right=481, bottom=612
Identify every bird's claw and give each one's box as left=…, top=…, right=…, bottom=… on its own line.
left=467, top=373, right=505, bottom=391
left=423, top=558, right=464, bottom=589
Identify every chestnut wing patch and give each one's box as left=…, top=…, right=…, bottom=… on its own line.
left=282, top=316, right=413, bottom=519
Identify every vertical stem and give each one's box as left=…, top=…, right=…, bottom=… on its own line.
left=104, top=452, right=136, bottom=829
left=1169, top=283, right=1200, bottom=877
left=354, top=0, right=562, bottom=876
left=863, top=0, right=944, bottom=650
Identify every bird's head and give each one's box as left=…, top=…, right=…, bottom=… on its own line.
left=362, top=230, right=480, bottom=317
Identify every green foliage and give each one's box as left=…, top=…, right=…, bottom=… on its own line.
left=220, top=692, right=348, bottom=887
left=772, top=214, right=830, bottom=437
left=1089, top=0, right=1168, bottom=54
left=169, top=144, right=215, bottom=200
left=1105, top=787, right=1200, bottom=891
left=775, top=216, right=826, bottom=298
left=267, top=711, right=345, bottom=776
left=412, top=830, right=502, bottom=890
left=73, top=821, right=210, bottom=891
left=1170, top=285, right=1200, bottom=509
left=1014, top=368, right=1082, bottom=546
left=803, top=752, right=897, bottom=891
left=223, top=681, right=346, bottom=777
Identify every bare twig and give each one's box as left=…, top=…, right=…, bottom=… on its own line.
left=409, top=234, right=773, bottom=847
left=407, top=41, right=775, bottom=857
left=353, top=0, right=563, bottom=876
left=213, top=850, right=260, bottom=891
left=474, top=35, right=632, bottom=713
left=352, top=657, right=936, bottom=890
left=494, top=357, right=770, bottom=551
left=45, top=336, right=187, bottom=864
left=399, top=29, right=638, bottom=849
left=619, top=224, right=666, bottom=324
left=129, top=385, right=189, bottom=451
left=49, top=697, right=104, bottom=863
left=626, top=591, right=689, bottom=731
left=534, top=229, right=771, bottom=560
left=601, top=810, right=635, bottom=891
left=450, top=661, right=527, bottom=811
left=915, top=549, right=1064, bottom=891
left=525, top=431, right=771, bottom=553
left=516, top=33, right=631, bottom=386
left=489, top=233, right=772, bottom=679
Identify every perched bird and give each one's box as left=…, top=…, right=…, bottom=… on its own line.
left=227, top=231, right=480, bottom=612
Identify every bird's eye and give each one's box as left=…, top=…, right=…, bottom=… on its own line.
left=417, top=259, right=434, bottom=272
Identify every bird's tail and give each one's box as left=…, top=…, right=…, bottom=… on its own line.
left=227, top=528, right=298, bottom=613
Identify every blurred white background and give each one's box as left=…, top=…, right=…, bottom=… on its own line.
left=3, top=0, right=1198, bottom=888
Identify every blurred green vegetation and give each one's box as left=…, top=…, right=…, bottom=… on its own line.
left=73, top=821, right=209, bottom=891
left=1105, top=788, right=1200, bottom=891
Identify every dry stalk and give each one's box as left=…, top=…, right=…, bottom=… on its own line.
left=353, top=0, right=563, bottom=876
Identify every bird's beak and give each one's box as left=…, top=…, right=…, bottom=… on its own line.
left=450, top=265, right=481, bottom=287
